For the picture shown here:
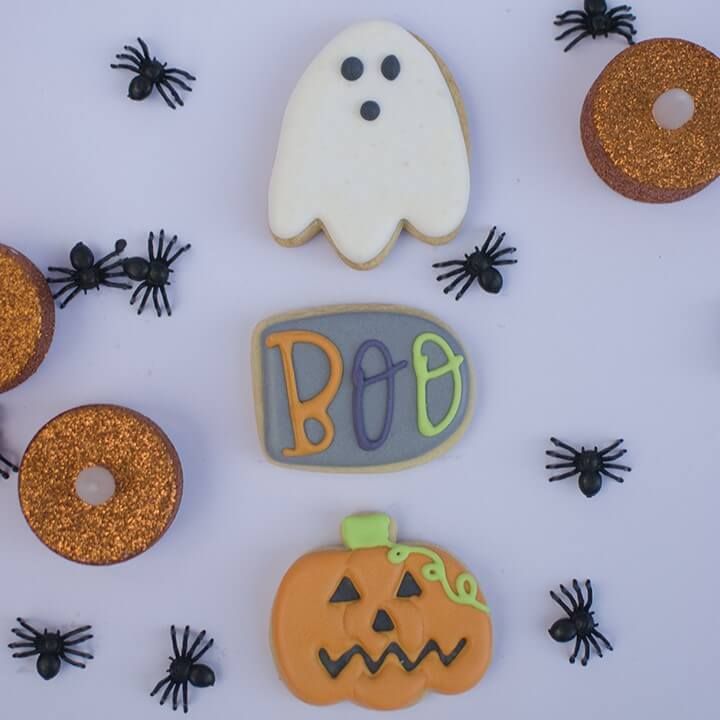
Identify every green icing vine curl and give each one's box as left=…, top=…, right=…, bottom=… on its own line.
left=388, top=544, right=490, bottom=615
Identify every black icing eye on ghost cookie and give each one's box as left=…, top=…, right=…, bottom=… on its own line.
left=381, top=54, right=401, bottom=80
left=341, top=56, right=364, bottom=81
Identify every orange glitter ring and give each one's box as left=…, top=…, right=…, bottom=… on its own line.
left=0, top=244, right=55, bottom=393
left=19, top=404, right=182, bottom=565
left=581, top=38, right=720, bottom=203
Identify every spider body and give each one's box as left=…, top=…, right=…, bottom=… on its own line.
left=123, top=229, right=191, bottom=317
left=111, top=38, right=196, bottom=109
left=554, top=1, right=637, bottom=52
left=546, top=437, right=631, bottom=498
left=549, top=579, right=613, bottom=665
left=151, top=625, right=215, bottom=713
left=46, top=239, right=131, bottom=307
left=433, top=226, right=517, bottom=300
left=8, top=618, right=93, bottom=680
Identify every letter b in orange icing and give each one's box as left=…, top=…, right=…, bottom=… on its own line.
left=265, top=331, right=343, bottom=457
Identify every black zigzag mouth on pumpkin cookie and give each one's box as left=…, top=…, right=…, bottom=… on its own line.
left=318, top=639, right=467, bottom=678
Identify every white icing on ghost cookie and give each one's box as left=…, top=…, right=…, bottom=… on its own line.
left=268, top=21, right=471, bottom=269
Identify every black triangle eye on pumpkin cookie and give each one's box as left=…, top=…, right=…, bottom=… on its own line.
left=271, top=513, right=492, bottom=710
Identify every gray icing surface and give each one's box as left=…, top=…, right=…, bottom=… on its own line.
left=259, top=309, right=473, bottom=468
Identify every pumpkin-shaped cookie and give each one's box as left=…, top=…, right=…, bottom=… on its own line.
left=271, top=513, right=492, bottom=710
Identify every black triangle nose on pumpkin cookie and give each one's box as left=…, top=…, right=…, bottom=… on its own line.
left=372, top=609, right=395, bottom=633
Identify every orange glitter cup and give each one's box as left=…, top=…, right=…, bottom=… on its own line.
left=0, top=244, right=55, bottom=393
left=19, top=405, right=182, bottom=565
left=581, top=38, right=720, bottom=203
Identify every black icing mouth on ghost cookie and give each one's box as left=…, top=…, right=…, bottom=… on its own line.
left=318, top=639, right=467, bottom=678
left=360, top=100, right=381, bottom=121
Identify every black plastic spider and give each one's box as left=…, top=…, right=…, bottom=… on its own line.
left=555, top=1, right=637, bottom=52
left=151, top=626, right=215, bottom=713
left=433, top=227, right=517, bottom=300
left=546, top=437, right=631, bottom=498
left=46, top=240, right=131, bottom=308
left=0, top=450, right=17, bottom=479
left=123, top=229, right=191, bottom=317
left=111, top=37, right=196, bottom=109
left=549, top=579, right=613, bottom=665
left=8, top=618, right=93, bottom=680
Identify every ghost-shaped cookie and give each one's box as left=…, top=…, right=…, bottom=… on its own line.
left=268, top=21, right=471, bottom=270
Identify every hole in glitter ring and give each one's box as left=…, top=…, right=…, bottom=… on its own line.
left=652, top=89, right=695, bottom=131
left=75, top=466, right=117, bottom=506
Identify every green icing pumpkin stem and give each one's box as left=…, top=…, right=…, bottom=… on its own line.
left=340, top=514, right=490, bottom=615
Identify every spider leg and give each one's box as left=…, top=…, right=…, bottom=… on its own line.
left=130, top=281, right=149, bottom=305
left=11, top=649, right=41, bottom=658
left=157, top=228, right=165, bottom=259
left=487, top=231, right=505, bottom=256
left=584, top=579, right=593, bottom=609
left=588, top=634, right=604, bottom=657
left=572, top=579, right=585, bottom=609
left=569, top=636, right=581, bottom=663
left=613, top=21, right=638, bottom=35
left=550, top=437, right=580, bottom=455
left=432, top=259, right=464, bottom=269
left=182, top=681, right=189, bottom=714
left=559, top=584, right=578, bottom=610
left=172, top=683, right=180, bottom=711
left=191, top=637, right=214, bottom=663
left=152, top=287, right=162, bottom=317
left=546, top=450, right=576, bottom=461
left=436, top=267, right=466, bottom=282
left=591, top=629, right=613, bottom=651
left=64, top=635, right=93, bottom=646
left=601, top=450, right=627, bottom=462
left=159, top=79, right=185, bottom=107
left=16, top=619, right=41, bottom=636
left=181, top=626, right=190, bottom=657
left=580, top=637, right=591, bottom=666
left=156, top=82, right=177, bottom=109
left=187, top=630, right=207, bottom=659
left=137, top=37, right=151, bottom=62
left=160, top=285, right=173, bottom=317
left=110, top=63, right=141, bottom=72
left=599, top=439, right=624, bottom=455
left=137, top=286, right=153, bottom=314
left=8, top=642, right=36, bottom=649
left=151, top=675, right=172, bottom=697
left=63, top=647, right=93, bottom=659
left=52, top=282, right=77, bottom=298
left=101, top=260, right=125, bottom=273
left=46, top=277, right=78, bottom=284
left=59, top=653, right=86, bottom=668
left=549, top=590, right=574, bottom=616
left=59, top=286, right=83, bottom=308
left=555, top=10, right=586, bottom=21
left=603, top=462, right=631, bottom=471
left=489, top=246, right=516, bottom=261
left=455, top=275, right=475, bottom=301
left=548, top=469, right=580, bottom=482
left=166, top=244, right=191, bottom=266
left=607, top=5, right=632, bottom=16
left=162, top=236, right=178, bottom=260
left=613, top=27, right=636, bottom=44
left=480, top=226, right=496, bottom=254
left=159, top=680, right=176, bottom=705
left=148, top=231, right=156, bottom=261
left=12, top=630, right=38, bottom=642
left=62, top=626, right=92, bottom=640
left=610, top=13, right=637, bottom=21
left=555, top=24, right=588, bottom=40
left=545, top=462, right=576, bottom=469
left=114, top=53, right=141, bottom=66
left=170, top=625, right=180, bottom=658
left=563, top=31, right=591, bottom=51
left=599, top=468, right=625, bottom=483
left=164, top=74, right=193, bottom=92
left=164, top=67, right=197, bottom=81
left=47, top=266, right=73, bottom=274
left=494, top=259, right=519, bottom=266
left=123, top=44, right=144, bottom=62
left=441, top=271, right=469, bottom=295
left=101, top=280, right=132, bottom=290
left=96, top=244, right=126, bottom=268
